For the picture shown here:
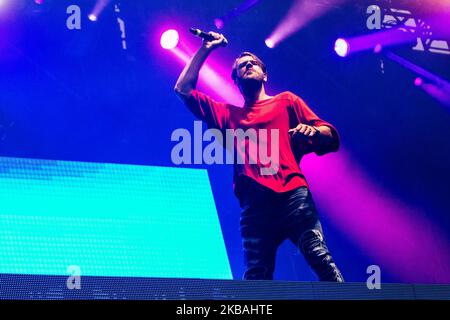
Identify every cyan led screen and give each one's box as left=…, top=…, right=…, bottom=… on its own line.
left=0, top=157, right=232, bottom=279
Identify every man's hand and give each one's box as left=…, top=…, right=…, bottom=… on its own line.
left=203, top=32, right=227, bottom=50
left=289, top=124, right=320, bottom=139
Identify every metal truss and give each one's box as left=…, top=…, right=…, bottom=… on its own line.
left=369, top=0, right=450, bottom=55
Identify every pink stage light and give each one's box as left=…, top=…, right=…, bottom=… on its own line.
left=334, top=38, right=350, bottom=57
left=88, top=14, right=97, bottom=22
left=386, top=51, right=450, bottom=108
left=152, top=25, right=242, bottom=105
left=34, top=0, right=45, bottom=4
left=160, top=29, right=179, bottom=50
left=214, top=18, right=224, bottom=30
left=303, top=149, right=450, bottom=283
left=170, top=47, right=243, bottom=106
left=422, top=82, right=450, bottom=108
left=414, top=77, right=423, bottom=87
left=373, top=43, right=383, bottom=54
left=265, top=38, right=275, bottom=49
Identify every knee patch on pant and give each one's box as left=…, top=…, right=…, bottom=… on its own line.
left=298, top=229, right=327, bottom=258
left=298, top=228, right=344, bottom=282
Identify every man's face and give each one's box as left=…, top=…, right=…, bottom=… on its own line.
left=235, top=55, right=267, bottom=84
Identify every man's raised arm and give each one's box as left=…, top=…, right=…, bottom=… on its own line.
left=174, top=32, right=226, bottom=100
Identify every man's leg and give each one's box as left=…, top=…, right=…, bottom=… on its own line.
left=240, top=200, right=280, bottom=280
left=282, top=187, right=344, bottom=282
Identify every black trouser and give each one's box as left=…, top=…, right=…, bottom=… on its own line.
left=237, top=179, right=344, bottom=282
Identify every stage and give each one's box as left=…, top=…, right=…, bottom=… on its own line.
left=1, top=274, right=449, bottom=300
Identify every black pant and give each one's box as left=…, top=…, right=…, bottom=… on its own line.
left=237, top=178, right=344, bottom=281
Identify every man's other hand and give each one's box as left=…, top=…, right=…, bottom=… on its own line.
left=289, top=124, right=320, bottom=139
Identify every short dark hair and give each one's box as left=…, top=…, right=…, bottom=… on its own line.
left=231, top=52, right=267, bottom=82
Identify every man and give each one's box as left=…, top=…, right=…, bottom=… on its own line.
left=174, top=32, right=344, bottom=282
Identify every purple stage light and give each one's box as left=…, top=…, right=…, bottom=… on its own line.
left=373, top=43, right=383, bottom=54
left=0, top=0, right=21, bottom=24
left=0, top=0, right=9, bottom=10
left=386, top=51, right=450, bottom=108
left=422, top=82, right=450, bottom=108
left=160, top=29, right=179, bottom=50
left=214, top=18, right=224, bottom=30
left=334, top=38, right=349, bottom=57
left=414, top=77, right=423, bottom=87
left=35, top=0, right=45, bottom=4
left=267, top=0, right=348, bottom=48
left=342, top=28, right=417, bottom=57
left=303, top=150, right=450, bottom=283
left=88, top=14, right=97, bottom=22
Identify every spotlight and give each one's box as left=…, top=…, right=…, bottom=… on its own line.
left=35, top=0, right=44, bottom=4
left=88, top=0, right=111, bottom=23
left=374, top=43, right=383, bottom=54
left=414, top=77, right=423, bottom=87
left=214, top=18, right=224, bottom=30
left=334, top=38, right=350, bottom=57
left=160, top=29, right=179, bottom=50
left=265, top=38, right=275, bottom=49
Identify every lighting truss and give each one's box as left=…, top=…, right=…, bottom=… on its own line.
left=368, top=0, right=450, bottom=55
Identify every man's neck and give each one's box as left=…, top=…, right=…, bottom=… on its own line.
left=243, top=85, right=271, bottom=105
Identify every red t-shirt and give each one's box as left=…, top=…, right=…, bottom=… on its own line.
left=185, top=89, right=339, bottom=195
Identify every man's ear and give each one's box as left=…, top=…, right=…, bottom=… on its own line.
left=263, top=73, right=268, bottom=83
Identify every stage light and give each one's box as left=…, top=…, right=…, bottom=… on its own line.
left=266, top=0, right=348, bottom=48
left=265, top=38, right=275, bottom=49
left=373, top=43, right=383, bottom=54
left=35, top=0, right=45, bottom=4
left=214, top=18, right=224, bottom=30
left=414, top=77, right=423, bottom=87
left=160, top=29, right=179, bottom=50
left=88, top=0, right=110, bottom=23
left=334, top=38, right=349, bottom=57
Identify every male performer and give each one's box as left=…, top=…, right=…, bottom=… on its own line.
left=174, top=32, right=344, bottom=281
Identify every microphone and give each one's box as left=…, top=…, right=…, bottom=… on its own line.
left=189, top=28, right=228, bottom=46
